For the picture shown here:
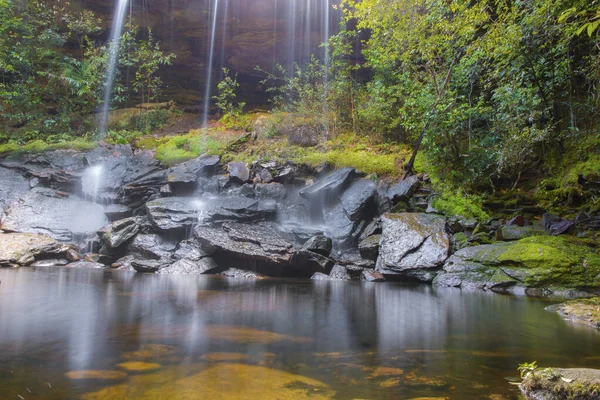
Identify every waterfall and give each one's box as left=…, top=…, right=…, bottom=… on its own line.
left=98, top=0, right=130, bottom=137
left=202, top=0, right=221, bottom=127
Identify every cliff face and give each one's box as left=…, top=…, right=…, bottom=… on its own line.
left=81, top=0, right=339, bottom=107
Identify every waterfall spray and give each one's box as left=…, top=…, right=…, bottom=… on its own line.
left=202, top=0, right=221, bottom=127
left=98, top=0, right=130, bottom=137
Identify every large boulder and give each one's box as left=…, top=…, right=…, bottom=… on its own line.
left=340, top=179, right=376, bottom=221
left=1, top=188, right=107, bottom=242
left=299, top=167, right=356, bottom=201
left=98, top=217, right=140, bottom=249
left=323, top=204, right=365, bottom=247
left=387, top=175, right=419, bottom=203
left=433, top=236, right=600, bottom=292
left=375, top=213, right=450, bottom=281
left=145, top=196, right=277, bottom=231
left=0, top=233, right=76, bottom=267
left=194, top=222, right=294, bottom=270
left=127, top=234, right=178, bottom=260
left=290, top=250, right=335, bottom=276
left=227, top=162, right=250, bottom=183
left=301, top=235, right=332, bottom=257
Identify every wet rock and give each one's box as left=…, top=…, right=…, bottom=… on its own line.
left=104, top=204, right=133, bottom=222
left=132, top=258, right=170, bottom=273
left=0, top=232, right=77, bottom=267
left=284, top=125, right=320, bottom=147
left=301, top=235, right=333, bottom=257
left=340, top=179, right=376, bottom=221
left=84, top=253, right=113, bottom=265
left=311, top=272, right=332, bottom=280
left=520, top=368, right=600, bottom=400
left=146, top=196, right=277, bottom=231
left=376, top=213, right=450, bottom=282
left=98, top=217, right=139, bottom=249
left=111, top=255, right=135, bottom=270
left=329, top=264, right=352, bottom=280
left=273, top=163, right=297, bottom=184
left=359, top=218, right=382, bottom=242
left=66, top=261, right=105, bottom=269
left=238, top=183, right=256, bottom=197
left=66, top=248, right=81, bottom=262
left=299, top=167, right=356, bottom=200
left=290, top=250, right=335, bottom=275
left=221, top=268, right=265, bottom=279
left=255, top=183, right=286, bottom=200
left=173, top=239, right=213, bottom=260
left=194, top=222, right=294, bottom=268
left=433, top=236, right=600, bottom=292
left=127, top=234, right=178, bottom=260
left=546, top=297, right=600, bottom=329
left=31, top=259, right=69, bottom=267
left=387, top=175, right=419, bottom=203
left=334, top=249, right=377, bottom=270
left=278, top=222, right=325, bottom=243
left=542, top=213, right=561, bottom=231
left=227, top=162, right=250, bottom=183
left=358, top=235, right=381, bottom=261
left=500, top=225, right=546, bottom=241
left=158, top=256, right=221, bottom=275
left=0, top=166, right=29, bottom=218
left=361, top=270, right=385, bottom=282
left=323, top=204, right=365, bottom=246
left=1, top=189, right=107, bottom=242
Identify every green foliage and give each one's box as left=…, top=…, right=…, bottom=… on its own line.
left=518, top=361, right=539, bottom=379
left=431, top=190, right=489, bottom=221
left=213, top=68, right=247, bottom=129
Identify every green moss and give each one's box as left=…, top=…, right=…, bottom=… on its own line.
left=431, top=189, right=489, bottom=221
left=154, top=131, right=228, bottom=166
left=496, top=236, right=600, bottom=288
left=550, top=297, right=600, bottom=328
left=520, top=368, right=600, bottom=400
left=0, top=139, right=96, bottom=156
left=296, top=148, right=398, bottom=176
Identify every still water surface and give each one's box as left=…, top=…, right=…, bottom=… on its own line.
left=0, top=267, right=599, bottom=399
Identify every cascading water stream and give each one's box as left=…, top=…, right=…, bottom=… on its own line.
left=202, top=0, right=221, bottom=127
left=98, top=0, right=130, bottom=137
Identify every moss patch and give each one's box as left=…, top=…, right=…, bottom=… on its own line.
left=0, top=139, right=96, bottom=156
left=520, top=368, right=600, bottom=400
left=547, top=297, right=600, bottom=329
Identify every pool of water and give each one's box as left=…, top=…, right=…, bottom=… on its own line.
left=0, top=267, right=599, bottom=399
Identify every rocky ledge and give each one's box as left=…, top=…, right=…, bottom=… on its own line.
left=520, top=368, right=600, bottom=400
left=546, top=297, right=600, bottom=329
left=0, top=144, right=598, bottom=291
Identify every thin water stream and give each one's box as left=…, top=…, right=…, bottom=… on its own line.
left=1, top=267, right=599, bottom=399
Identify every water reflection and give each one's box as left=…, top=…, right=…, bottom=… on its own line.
left=0, top=268, right=599, bottom=399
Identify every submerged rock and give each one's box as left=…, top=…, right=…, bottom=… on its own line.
left=433, top=236, right=600, bottom=292
left=376, top=213, right=450, bottom=281
left=66, top=260, right=105, bottom=269
left=221, top=268, right=265, bottom=279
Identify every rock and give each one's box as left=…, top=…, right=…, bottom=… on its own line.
left=132, top=258, right=170, bottom=273
left=258, top=168, right=273, bottom=183
left=127, top=234, right=177, bottom=260
left=173, top=239, right=213, bottom=260
left=500, top=225, right=546, bottom=241
left=376, top=213, right=450, bottom=281
left=358, top=235, right=381, bottom=261
left=340, top=179, right=376, bottom=221
left=299, top=167, right=356, bottom=201
left=98, top=218, right=139, bottom=249
left=507, top=215, right=525, bottom=227
left=546, top=297, right=600, bottom=329
left=146, top=196, right=277, bottom=231
left=311, top=272, right=332, bottom=280
left=520, top=368, right=600, bottom=400
left=361, top=270, right=385, bottom=282
left=450, top=232, right=469, bottom=252
left=66, top=248, right=81, bottom=262
left=433, top=236, right=600, bottom=292
left=549, top=219, right=575, bottom=236
left=284, top=125, right=320, bottom=147
left=387, top=175, right=419, bottom=203
left=31, top=259, right=69, bottom=267
left=158, top=257, right=221, bottom=275
left=542, top=213, right=561, bottom=231
left=329, top=264, right=352, bottom=280
left=104, top=204, right=133, bottom=222
left=221, top=268, right=265, bottom=279
left=0, top=166, right=30, bottom=218
left=273, top=163, right=297, bottom=184
left=227, top=162, right=250, bottom=183
left=323, top=204, right=364, bottom=246
left=66, top=261, right=105, bottom=269
left=0, top=233, right=77, bottom=267
left=238, top=183, right=256, bottom=197
left=290, top=250, right=335, bottom=276
left=255, top=183, right=286, bottom=200
left=359, top=217, right=382, bottom=242
left=84, top=253, right=113, bottom=265
left=194, top=222, right=294, bottom=269
left=111, top=255, right=135, bottom=270
left=301, top=235, right=333, bottom=257
left=1, top=189, right=107, bottom=242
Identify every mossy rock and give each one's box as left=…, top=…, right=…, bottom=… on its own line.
left=434, top=235, right=600, bottom=292
left=547, top=297, right=600, bottom=329
left=520, top=368, right=600, bottom=400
